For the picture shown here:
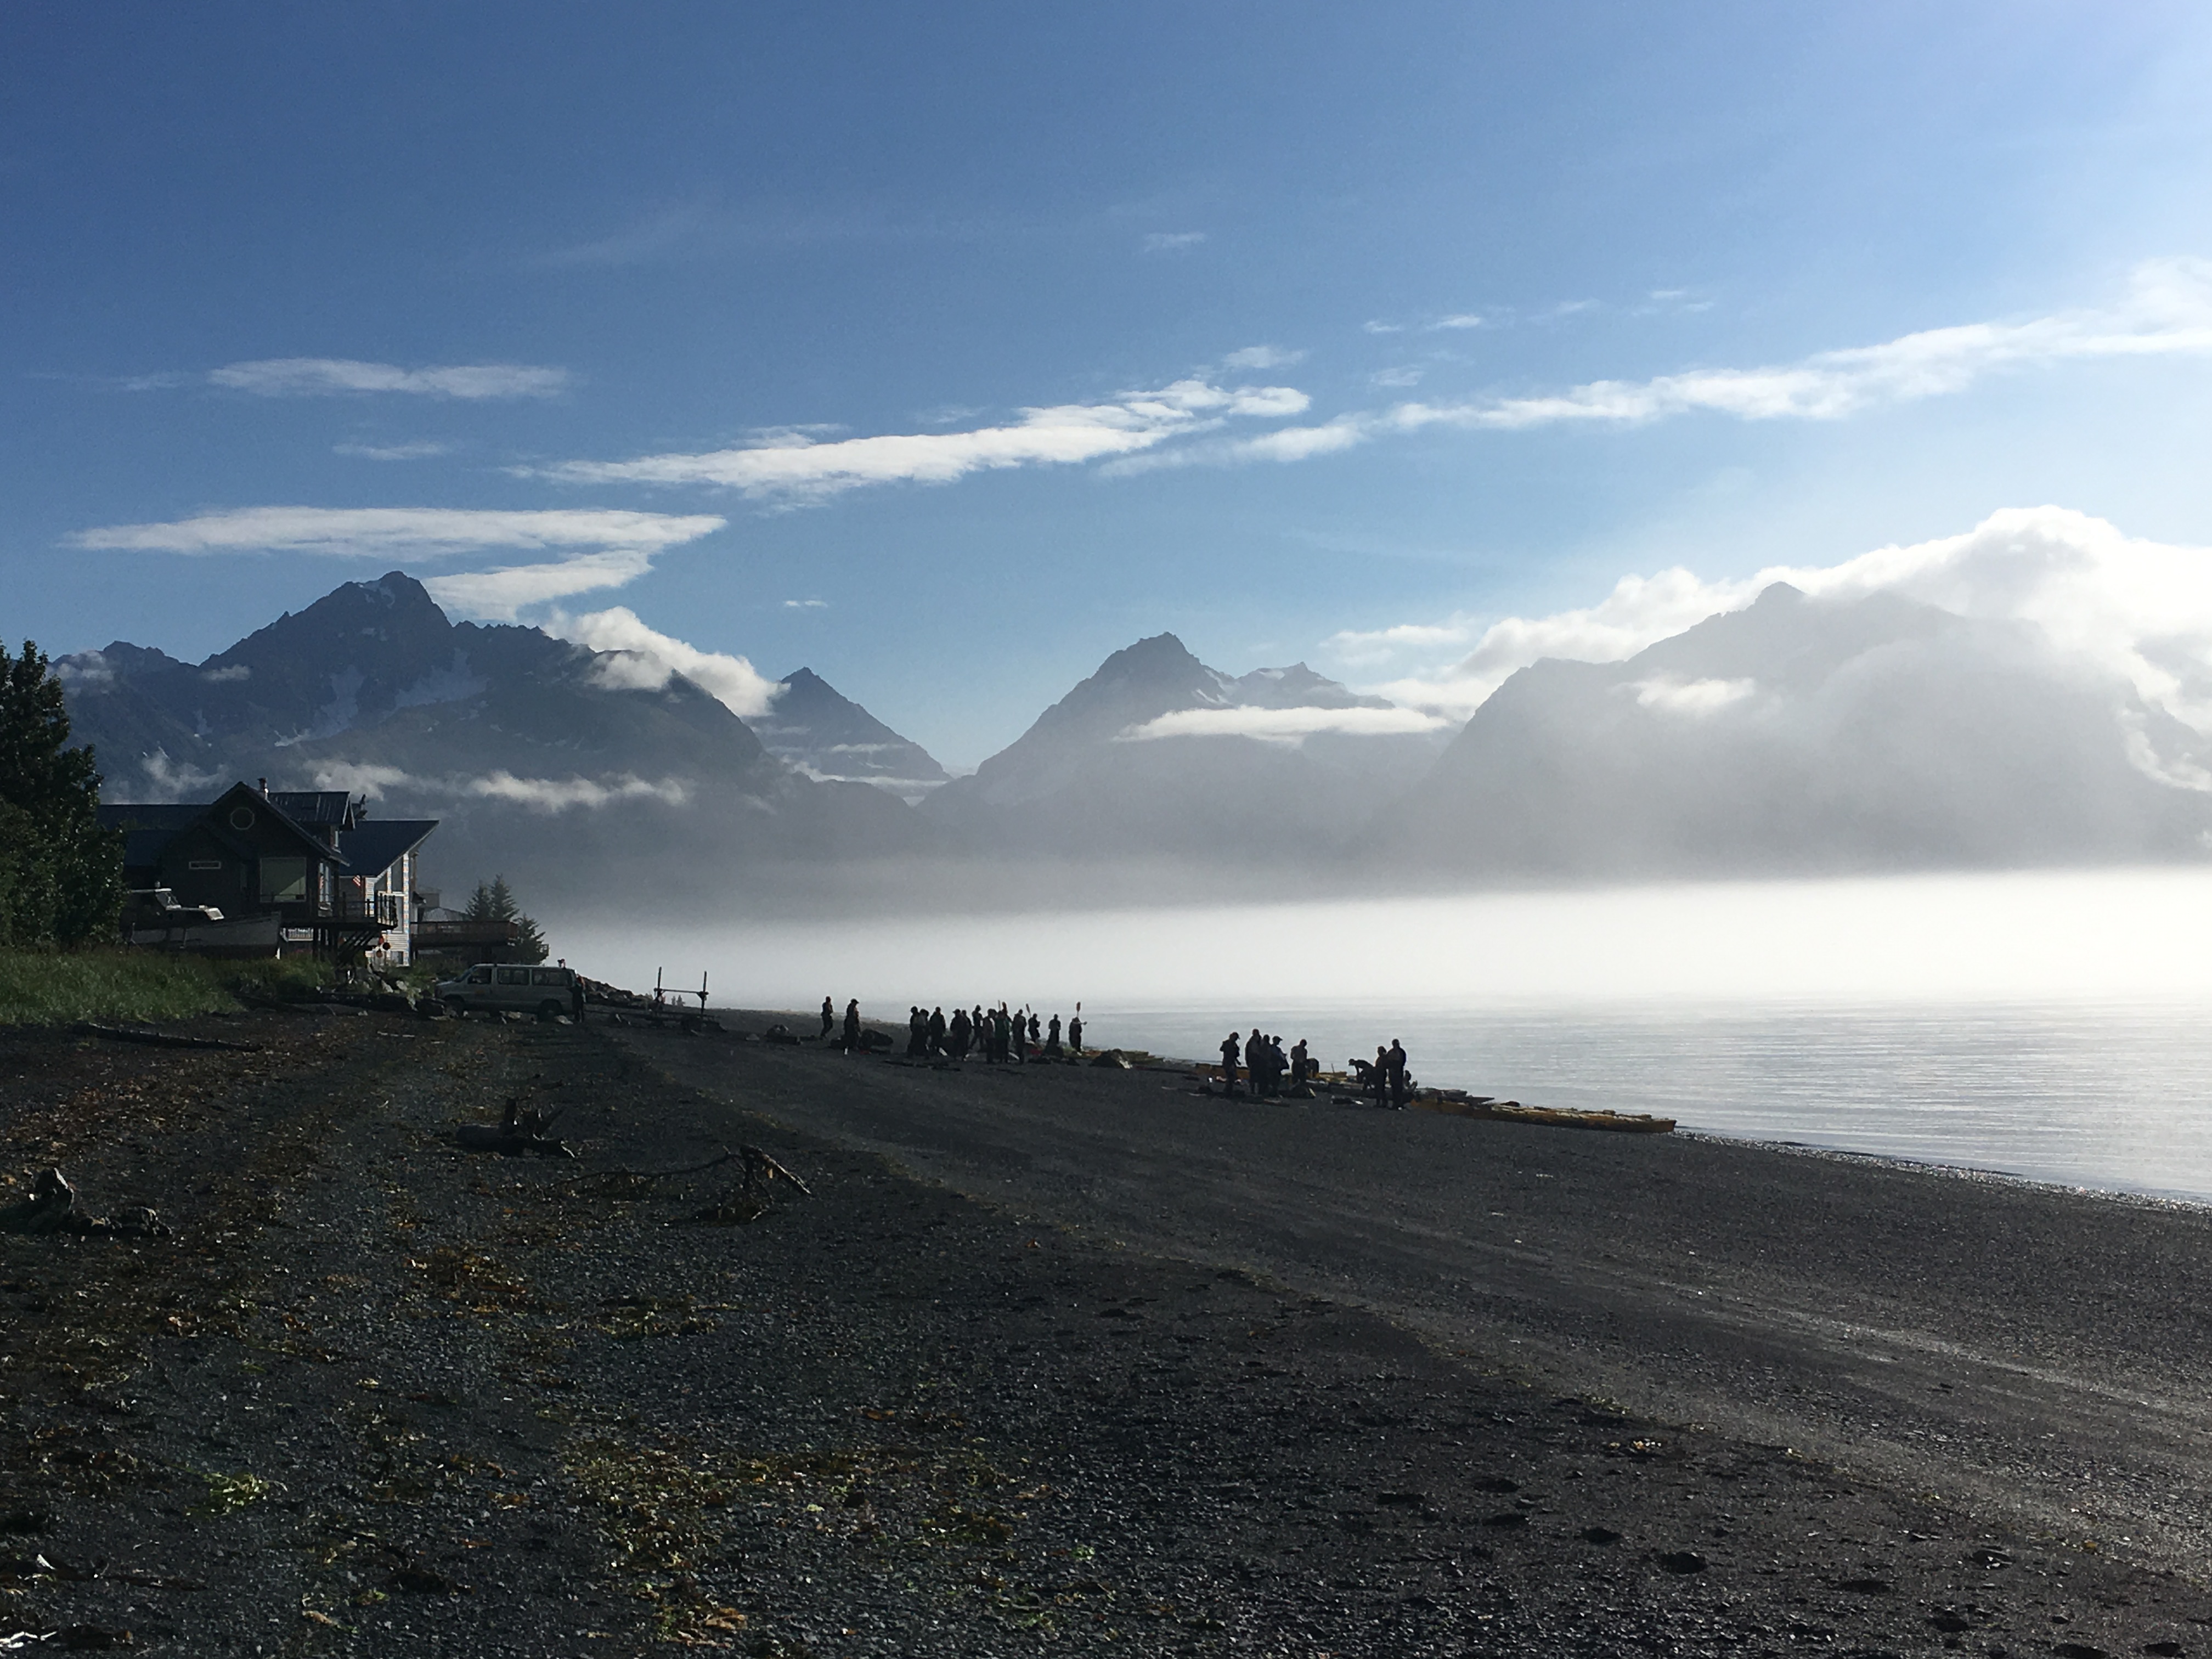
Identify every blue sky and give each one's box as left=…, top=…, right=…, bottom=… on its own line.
left=7, top=2, right=2212, bottom=764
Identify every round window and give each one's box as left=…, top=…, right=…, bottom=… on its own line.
left=229, top=807, right=255, bottom=830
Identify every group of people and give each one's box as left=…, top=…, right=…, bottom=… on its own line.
left=1215, top=1030, right=1415, bottom=1107
left=819, top=996, right=1084, bottom=1064
left=1216, top=1028, right=1316, bottom=1098
left=1353, top=1040, right=1415, bottom=1107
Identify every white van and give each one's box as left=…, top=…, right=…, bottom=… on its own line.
left=435, top=963, right=580, bottom=1019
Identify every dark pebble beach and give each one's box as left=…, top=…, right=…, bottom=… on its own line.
left=5, top=1006, right=2211, bottom=1656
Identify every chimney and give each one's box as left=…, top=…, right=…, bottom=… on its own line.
left=257, top=778, right=268, bottom=797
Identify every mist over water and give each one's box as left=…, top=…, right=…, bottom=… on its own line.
left=562, top=867, right=2212, bottom=1201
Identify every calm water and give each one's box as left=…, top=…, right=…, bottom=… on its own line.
left=1092, top=1000, right=2212, bottom=1203
left=569, top=870, right=2212, bottom=1203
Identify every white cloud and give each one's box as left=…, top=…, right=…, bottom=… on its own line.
left=1428, top=314, right=1486, bottom=331
left=1323, top=614, right=1483, bottom=667
left=307, top=759, right=689, bottom=812
left=535, top=379, right=1310, bottom=501
left=1364, top=565, right=1787, bottom=718
left=1353, top=507, right=2212, bottom=734
left=1391, top=257, right=2212, bottom=432
left=1370, top=365, right=1424, bottom=388
left=70, top=505, right=724, bottom=560
left=335, top=440, right=452, bottom=461
left=1361, top=320, right=1403, bottom=335
left=783, top=598, right=827, bottom=609
left=309, top=762, right=416, bottom=800
left=1136, top=260, right=2212, bottom=484
left=200, top=664, right=251, bottom=683
left=1142, top=231, right=1207, bottom=253
left=1222, top=345, right=1304, bottom=370
left=1118, top=706, right=1451, bottom=744
left=422, top=550, right=657, bottom=620
left=540, top=605, right=780, bottom=718
left=1103, top=413, right=1368, bottom=476
left=1631, top=675, right=1757, bottom=715
left=466, top=770, right=691, bottom=812
left=210, top=358, right=569, bottom=399
left=139, top=751, right=222, bottom=802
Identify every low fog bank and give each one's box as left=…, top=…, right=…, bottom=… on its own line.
left=552, top=865, right=2212, bottom=1011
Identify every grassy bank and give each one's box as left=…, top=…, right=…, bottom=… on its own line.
left=0, top=948, right=331, bottom=1026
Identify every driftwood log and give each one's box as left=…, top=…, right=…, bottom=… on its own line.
left=74, top=1022, right=262, bottom=1053
left=0, top=1169, right=170, bottom=1238
left=454, top=1099, right=574, bottom=1159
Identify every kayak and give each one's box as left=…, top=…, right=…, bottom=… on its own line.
left=1414, top=1094, right=1675, bottom=1135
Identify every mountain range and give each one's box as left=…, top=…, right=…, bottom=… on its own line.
left=55, top=568, right=2212, bottom=912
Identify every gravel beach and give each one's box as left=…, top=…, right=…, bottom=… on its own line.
left=4, top=1007, right=2210, bottom=1657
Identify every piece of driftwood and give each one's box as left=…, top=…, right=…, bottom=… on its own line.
left=740, top=1144, right=811, bottom=1197
left=0, top=1169, right=170, bottom=1238
left=74, top=1022, right=262, bottom=1053
left=453, top=1100, right=574, bottom=1159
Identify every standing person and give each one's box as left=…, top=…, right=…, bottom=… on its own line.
left=1045, top=1013, right=1063, bottom=1057
left=1370, top=1046, right=1390, bottom=1103
left=995, top=1005, right=1014, bottom=1063
left=843, top=998, right=861, bottom=1054
left=1248, top=1029, right=1267, bottom=1096
left=906, top=1007, right=927, bottom=1057
left=1220, top=1031, right=1243, bottom=1096
left=1387, top=1039, right=1410, bottom=1108
left=1067, top=1012, right=1084, bottom=1056
left=928, top=1006, right=948, bottom=1057
left=948, top=1005, right=971, bottom=1059
left=1028, top=1011, right=1042, bottom=1050
left=819, top=996, right=834, bottom=1040
left=1290, top=1039, right=1309, bottom=1088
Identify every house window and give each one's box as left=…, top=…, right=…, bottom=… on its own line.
left=229, top=807, right=255, bottom=830
left=258, top=857, right=308, bottom=903
left=187, top=860, right=223, bottom=871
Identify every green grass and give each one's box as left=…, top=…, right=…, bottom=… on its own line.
left=0, top=947, right=332, bottom=1027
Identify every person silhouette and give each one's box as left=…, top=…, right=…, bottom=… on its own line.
left=1387, top=1039, right=1409, bottom=1108
left=1067, top=1013, right=1083, bottom=1056
left=843, top=998, right=861, bottom=1054
left=1220, top=1031, right=1243, bottom=1096
left=820, top=996, right=834, bottom=1040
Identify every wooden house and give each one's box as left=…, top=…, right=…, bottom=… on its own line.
left=98, top=781, right=437, bottom=963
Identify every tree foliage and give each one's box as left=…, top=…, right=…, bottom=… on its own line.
left=463, top=873, right=548, bottom=963
left=0, top=641, right=122, bottom=947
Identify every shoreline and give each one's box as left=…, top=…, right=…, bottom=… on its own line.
left=731, top=1001, right=2212, bottom=1211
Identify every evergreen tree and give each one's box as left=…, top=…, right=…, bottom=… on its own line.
left=0, top=641, right=121, bottom=947
left=462, top=872, right=548, bottom=963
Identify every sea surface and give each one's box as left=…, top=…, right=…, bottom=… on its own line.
left=1095, top=998, right=2212, bottom=1204
left=566, top=867, right=2212, bottom=1205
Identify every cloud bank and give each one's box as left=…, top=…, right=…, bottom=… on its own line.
left=1355, top=507, right=2212, bottom=733
left=1118, top=706, right=1450, bottom=744
left=533, top=379, right=1308, bottom=502
left=311, top=760, right=690, bottom=813
left=210, top=358, right=569, bottom=398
